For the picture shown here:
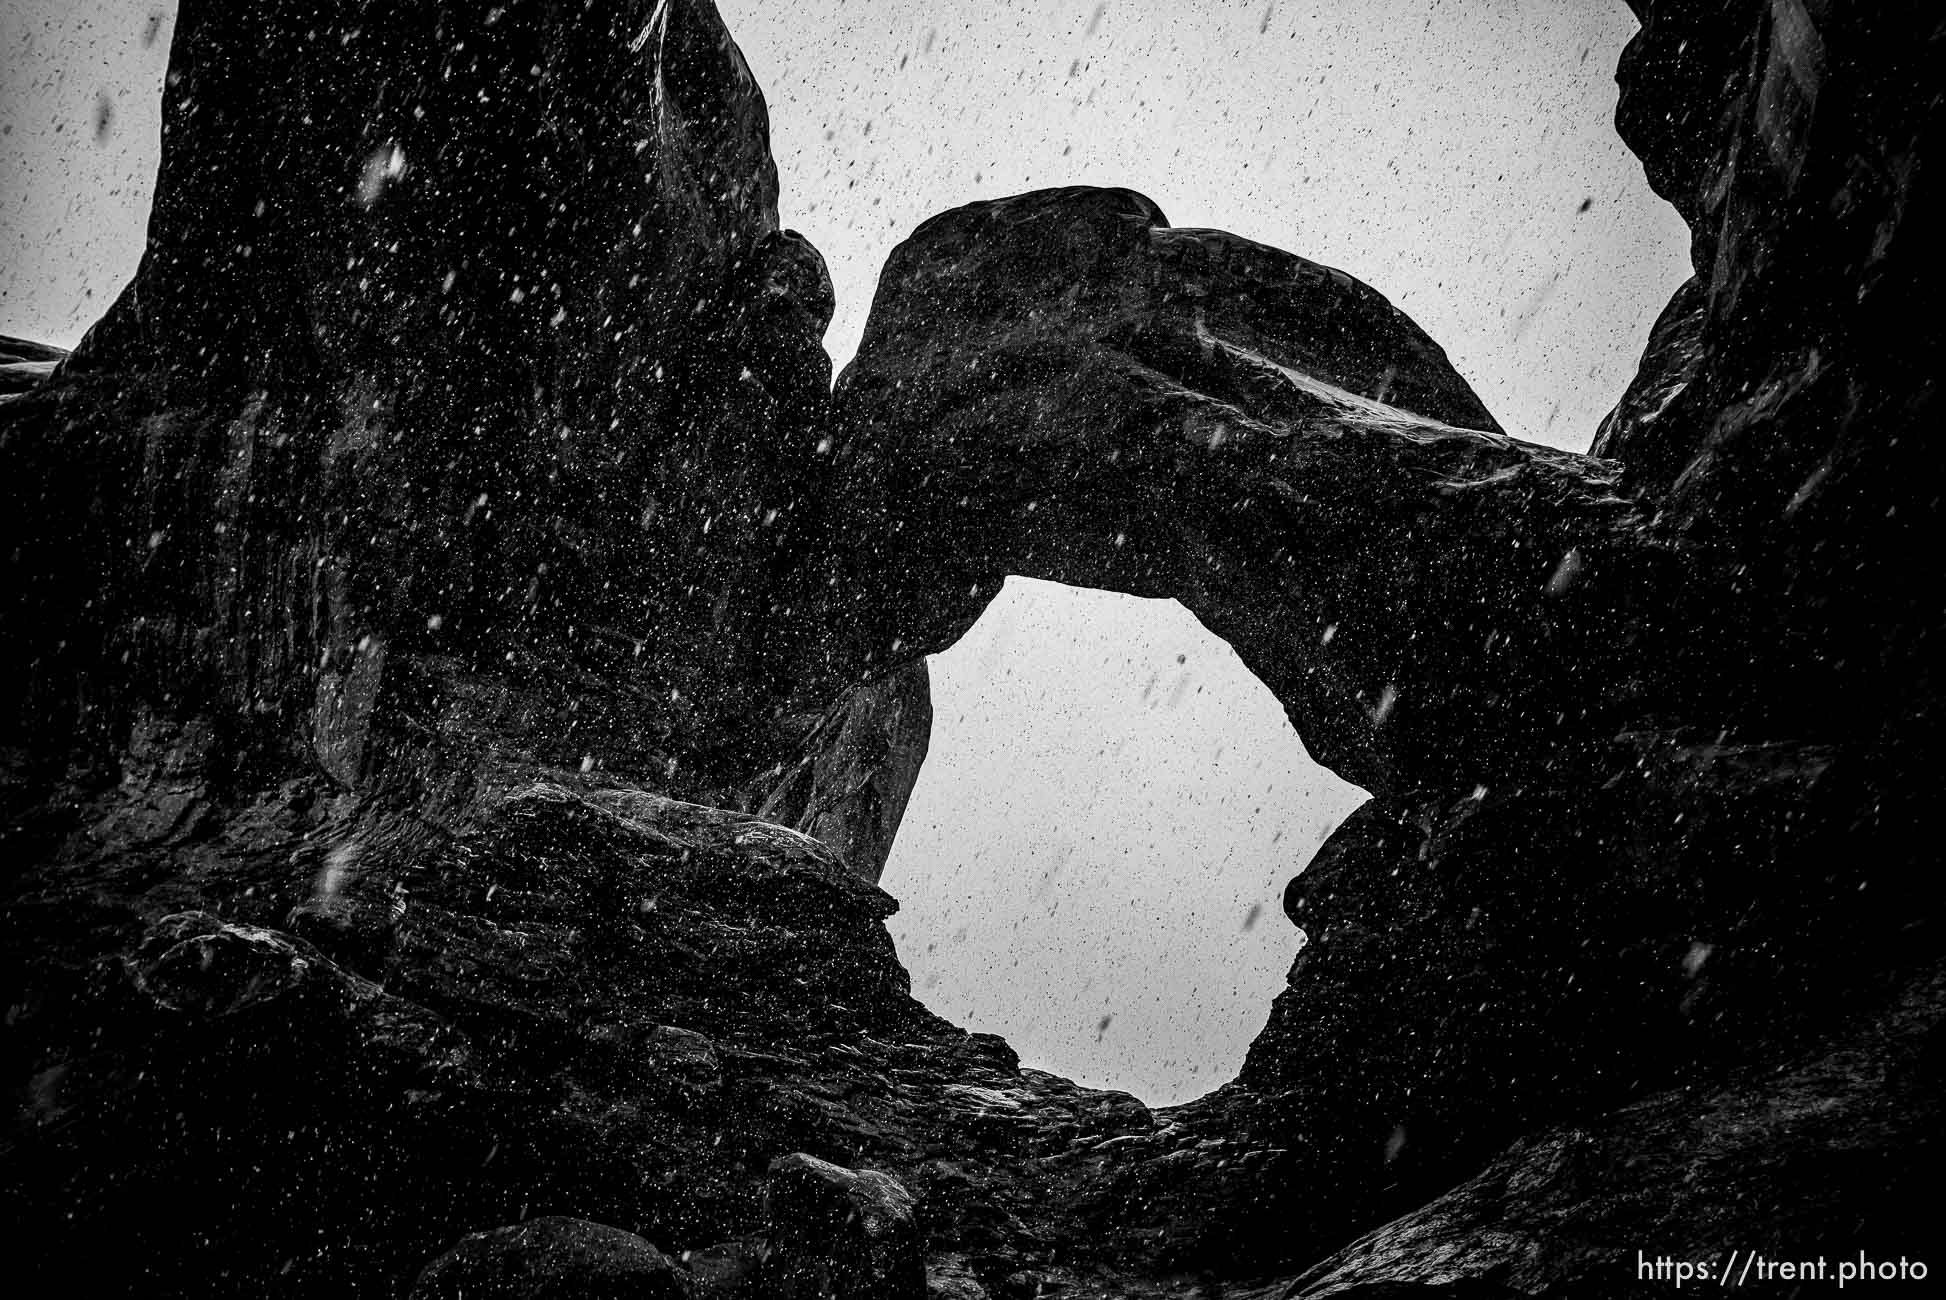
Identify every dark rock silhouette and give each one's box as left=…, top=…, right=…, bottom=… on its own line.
left=1, top=0, right=833, bottom=822
left=1281, top=964, right=1946, bottom=1297
left=0, top=335, right=66, bottom=393
left=765, top=1152, right=926, bottom=1300
left=2, top=1, right=1941, bottom=1297
left=409, top=1216, right=692, bottom=1300
left=815, top=183, right=1640, bottom=806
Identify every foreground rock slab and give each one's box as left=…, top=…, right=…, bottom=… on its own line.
left=766, top=1153, right=925, bottom=1300
left=1282, top=962, right=1946, bottom=1298
left=410, top=1217, right=691, bottom=1300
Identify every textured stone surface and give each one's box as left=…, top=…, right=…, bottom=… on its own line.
left=755, top=660, right=932, bottom=881
left=1589, top=274, right=1704, bottom=470
left=1607, top=0, right=1946, bottom=748
left=815, top=185, right=1651, bottom=805
left=410, top=1217, right=691, bottom=1300
left=0, top=773, right=1090, bottom=1295
left=766, top=1153, right=925, bottom=1300
left=0, top=335, right=65, bottom=394
left=0, top=0, right=834, bottom=812
left=3, top=1, right=1944, bottom=1298
left=1281, top=961, right=1946, bottom=1298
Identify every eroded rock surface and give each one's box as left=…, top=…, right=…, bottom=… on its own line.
left=1605, top=0, right=1946, bottom=746
left=0, top=0, right=836, bottom=818
left=766, top=1153, right=925, bottom=1300
left=813, top=186, right=1654, bottom=805
left=3, top=1, right=1943, bottom=1298
left=409, top=1217, right=691, bottom=1300
left=0, top=775, right=1178, bottom=1296
left=1281, top=961, right=1946, bottom=1298
left=754, top=660, right=932, bottom=884
left=0, top=336, right=65, bottom=394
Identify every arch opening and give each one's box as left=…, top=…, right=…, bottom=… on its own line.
left=881, top=576, right=1368, bottom=1107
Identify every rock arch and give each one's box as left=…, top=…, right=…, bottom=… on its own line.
left=770, top=185, right=1651, bottom=879
left=5, top=1, right=1943, bottom=1293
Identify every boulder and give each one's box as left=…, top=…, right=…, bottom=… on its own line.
left=765, top=1154, right=925, bottom=1300
left=410, top=1216, right=690, bottom=1300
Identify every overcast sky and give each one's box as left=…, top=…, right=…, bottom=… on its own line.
left=1, top=1, right=1690, bottom=1105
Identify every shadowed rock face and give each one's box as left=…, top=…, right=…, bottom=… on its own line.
left=1, top=0, right=835, bottom=813
left=814, top=185, right=1652, bottom=806
left=755, top=659, right=933, bottom=881
left=3, top=1, right=1944, bottom=1297
left=1602, top=0, right=1946, bottom=746
left=1281, top=960, right=1946, bottom=1299
left=408, top=1216, right=690, bottom=1300
left=762, top=186, right=1663, bottom=876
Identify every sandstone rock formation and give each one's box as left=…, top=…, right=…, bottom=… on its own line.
left=0, top=336, right=66, bottom=393
left=1, top=0, right=836, bottom=824
left=409, top=1216, right=692, bottom=1300
left=1281, top=963, right=1946, bottom=1298
left=3, top=0, right=1941, bottom=1297
left=814, top=184, right=1648, bottom=806
left=766, top=1152, right=926, bottom=1300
